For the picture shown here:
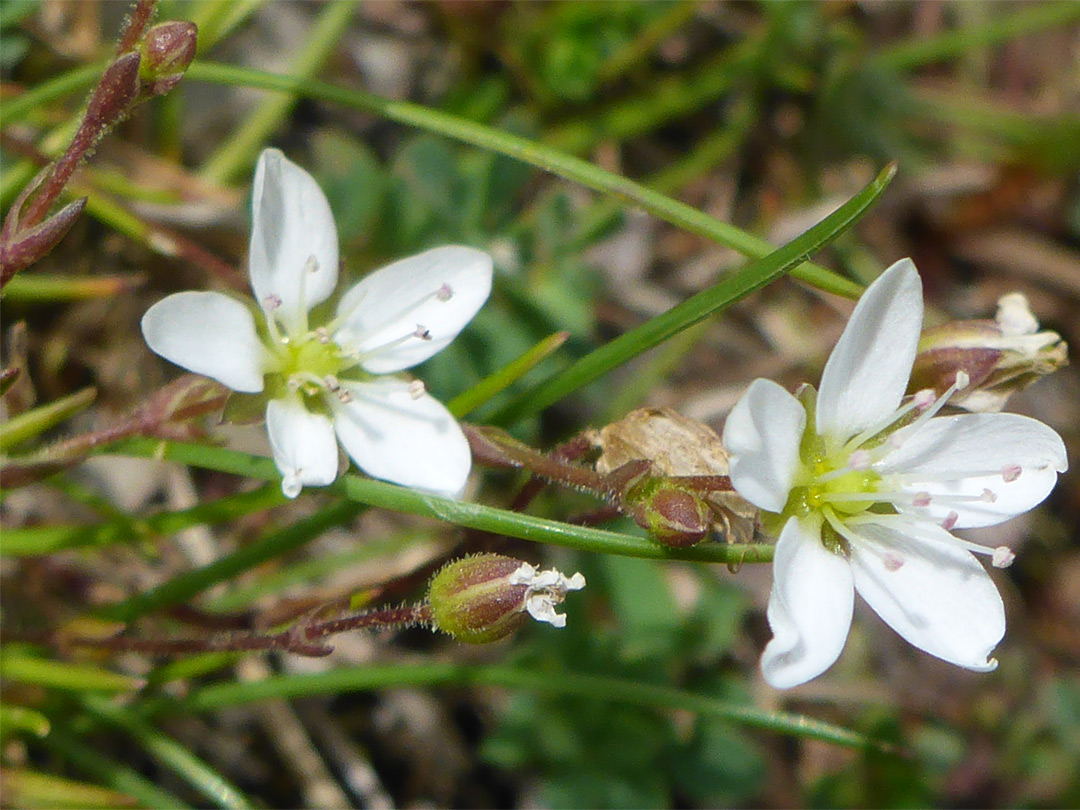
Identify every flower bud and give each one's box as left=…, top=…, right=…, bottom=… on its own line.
left=138, top=21, right=197, bottom=98
left=622, top=476, right=711, bottom=548
left=428, top=554, right=586, bottom=644
left=910, top=292, right=1067, bottom=413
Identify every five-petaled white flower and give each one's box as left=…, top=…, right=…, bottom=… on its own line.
left=142, top=149, right=493, bottom=498
left=722, top=259, right=1067, bottom=689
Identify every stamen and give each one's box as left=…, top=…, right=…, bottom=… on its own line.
left=1002, top=465, right=1022, bottom=483
left=303, top=256, right=320, bottom=274
left=887, top=373, right=970, bottom=450
left=981, top=488, right=997, bottom=503
left=414, top=325, right=432, bottom=341
left=912, top=388, right=936, bottom=409
left=324, top=375, right=340, bottom=392
left=337, top=390, right=354, bottom=404
left=315, top=327, right=331, bottom=344
left=883, top=552, right=905, bottom=572
left=912, top=492, right=931, bottom=508
left=328, top=286, right=455, bottom=340
left=992, top=547, right=1015, bottom=568
left=844, top=396, right=924, bottom=454
left=407, top=380, right=425, bottom=399
left=941, top=511, right=958, bottom=530
left=264, top=294, right=283, bottom=311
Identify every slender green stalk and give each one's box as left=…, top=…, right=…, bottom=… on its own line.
left=95, top=500, right=364, bottom=623
left=0, top=387, right=96, bottom=452
left=197, top=1, right=355, bottom=183
left=1, top=484, right=284, bottom=557
left=596, top=1, right=700, bottom=82
left=178, top=662, right=895, bottom=754
left=41, top=729, right=190, bottom=810
left=106, top=438, right=774, bottom=565
left=81, top=695, right=254, bottom=810
left=491, top=162, right=896, bottom=425
left=0, top=656, right=144, bottom=692
left=545, top=39, right=759, bottom=154
left=0, top=62, right=106, bottom=124
left=873, top=2, right=1080, bottom=71
left=184, top=61, right=861, bottom=298
left=448, top=331, right=569, bottom=417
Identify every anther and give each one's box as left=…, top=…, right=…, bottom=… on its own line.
left=992, top=546, right=1015, bottom=568
left=264, top=294, right=283, bottom=311
left=912, top=492, right=931, bottom=508
left=941, top=511, right=959, bottom=530
left=847, top=449, right=871, bottom=470
left=883, top=552, right=905, bottom=572
left=413, top=325, right=432, bottom=341
left=954, top=370, right=970, bottom=390
left=913, top=389, right=936, bottom=409
left=303, top=255, right=319, bottom=274
left=337, top=390, right=354, bottom=404
left=324, top=375, right=340, bottom=392
left=315, top=327, right=330, bottom=344
left=1002, top=465, right=1022, bottom=483
left=436, top=283, right=453, bottom=302
left=981, top=488, right=997, bottom=503
left=408, top=380, right=425, bottom=399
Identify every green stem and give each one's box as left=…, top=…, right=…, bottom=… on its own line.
left=177, top=662, right=895, bottom=754
left=491, top=162, right=896, bottom=425
left=81, top=695, right=254, bottom=810
left=95, top=500, right=363, bottom=623
left=183, top=61, right=861, bottom=298
left=197, top=0, right=355, bottom=184
left=105, top=438, right=774, bottom=566
left=873, top=2, right=1080, bottom=71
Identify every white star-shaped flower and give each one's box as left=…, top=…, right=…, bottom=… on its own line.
left=141, top=149, right=492, bottom=498
left=722, top=259, right=1067, bottom=689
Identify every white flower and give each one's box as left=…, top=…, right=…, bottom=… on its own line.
left=508, top=563, right=587, bottom=628
left=142, top=149, right=493, bottom=498
left=722, top=259, right=1067, bottom=689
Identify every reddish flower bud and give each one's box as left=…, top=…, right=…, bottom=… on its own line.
left=138, top=21, right=197, bottom=98
left=428, top=554, right=585, bottom=644
left=622, top=476, right=711, bottom=548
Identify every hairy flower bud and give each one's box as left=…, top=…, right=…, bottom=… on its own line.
left=428, top=554, right=585, bottom=644
left=138, top=21, right=197, bottom=98
left=911, top=292, right=1067, bottom=412
left=622, top=476, right=711, bottom=548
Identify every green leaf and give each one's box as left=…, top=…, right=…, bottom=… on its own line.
left=0, top=387, right=96, bottom=452
left=182, top=61, right=863, bottom=297
left=0, top=655, right=144, bottom=693
left=599, top=556, right=680, bottom=661
left=491, top=161, right=896, bottom=425
left=108, top=437, right=774, bottom=566
left=0, top=768, right=138, bottom=809
left=178, top=662, right=896, bottom=753
left=311, top=131, right=385, bottom=245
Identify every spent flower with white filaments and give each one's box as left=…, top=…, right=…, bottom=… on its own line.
left=722, top=259, right=1067, bottom=689
left=142, top=149, right=493, bottom=498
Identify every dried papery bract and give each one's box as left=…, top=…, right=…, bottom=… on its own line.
left=590, top=407, right=759, bottom=544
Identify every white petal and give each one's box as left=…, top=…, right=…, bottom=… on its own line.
left=722, top=378, right=805, bottom=513
left=266, top=398, right=339, bottom=498
left=817, top=258, right=923, bottom=440
left=848, top=518, right=1004, bottom=671
left=879, top=413, right=1067, bottom=528
left=333, top=246, right=493, bottom=373
left=761, top=516, right=855, bottom=689
left=332, top=379, right=471, bottom=497
left=249, top=149, right=339, bottom=335
left=141, top=291, right=269, bottom=393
